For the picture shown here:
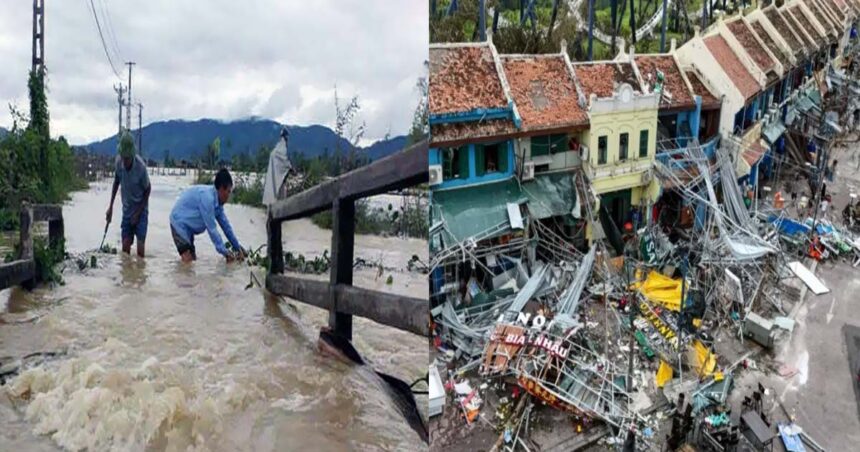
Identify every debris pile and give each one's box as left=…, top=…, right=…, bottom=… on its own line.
left=428, top=78, right=860, bottom=452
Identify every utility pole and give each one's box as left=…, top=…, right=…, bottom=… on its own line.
left=587, top=0, right=595, bottom=60
left=660, top=0, right=668, bottom=52
left=137, top=103, right=143, bottom=157
left=478, top=0, right=486, bottom=42
left=629, top=0, right=636, bottom=45
left=611, top=0, right=618, bottom=56
left=32, top=0, right=45, bottom=72
left=125, top=61, right=135, bottom=132
left=113, top=83, right=125, bottom=136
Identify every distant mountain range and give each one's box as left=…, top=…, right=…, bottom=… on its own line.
left=80, top=118, right=408, bottom=162
left=0, top=126, right=7, bottom=139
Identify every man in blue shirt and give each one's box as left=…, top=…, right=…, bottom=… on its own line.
left=169, top=168, right=246, bottom=263
left=106, top=133, right=151, bottom=257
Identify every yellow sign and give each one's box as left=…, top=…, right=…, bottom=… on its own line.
left=655, top=360, right=673, bottom=388
left=639, top=300, right=679, bottom=348
left=688, top=340, right=718, bottom=377
left=517, top=375, right=581, bottom=414
left=631, top=271, right=683, bottom=312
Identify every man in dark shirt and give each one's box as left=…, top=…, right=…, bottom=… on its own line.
left=106, top=133, right=151, bottom=257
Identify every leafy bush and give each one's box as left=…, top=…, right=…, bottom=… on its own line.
left=231, top=174, right=264, bottom=207
left=311, top=198, right=428, bottom=238
left=0, top=69, right=86, bottom=231
left=32, top=237, right=65, bottom=285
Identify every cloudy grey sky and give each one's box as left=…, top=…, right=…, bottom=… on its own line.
left=0, top=0, right=428, bottom=145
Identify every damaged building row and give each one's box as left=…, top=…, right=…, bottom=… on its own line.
left=429, top=0, right=860, bottom=450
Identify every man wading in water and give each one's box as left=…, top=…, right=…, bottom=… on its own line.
left=169, top=168, right=246, bottom=263
left=106, top=132, right=151, bottom=257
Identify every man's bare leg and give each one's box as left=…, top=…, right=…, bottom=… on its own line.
left=122, top=237, right=133, bottom=254
left=137, top=240, right=145, bottom=258
left=180, top=250, right=194, bottom=263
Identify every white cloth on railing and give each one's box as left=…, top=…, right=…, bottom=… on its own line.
left=262, top=138, right=292, bottom=207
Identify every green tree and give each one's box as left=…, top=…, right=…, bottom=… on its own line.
left=407, top=61, right=429, bottom=145
left=206, top=137, right=221, bottom=169
left=0, top=69, right=85, bottom=231
left=334, top=85, right=366, bottom=174
left=254, top=144, right=270, bottom=172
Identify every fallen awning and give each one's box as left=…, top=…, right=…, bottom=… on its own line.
left=785, top=107, right=798, bottom=126
left=742, top=141, right=767, bottom=167
left=431, top=178, right=526, bottom=245
left=762, top=120, right=786, bottom=145
left=807, top=87, right=821, bottom=105
left=795, top=95, right=815, bottom=113
left=631, top=271, right=683, bottom=312
left=521, top=172, right=577, bottom=220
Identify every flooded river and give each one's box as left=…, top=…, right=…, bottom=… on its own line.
left=0, top=175, right=428, bottom=451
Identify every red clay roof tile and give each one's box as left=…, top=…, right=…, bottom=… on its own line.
left=429, top=45, right=508, bottom=115
left=574, top=62, right=641, bottom=99
left=806, top=0, right=840, bottom=37
left=635, top=55, right=696, bottom=109
left=764, top=8, right=805, bottom=57
left=784, top=7, right=819, bottom=48
left=726, top=20, right=776, bottom=75
left=749, top=21, right=786, bottom=63
left=822, top=0, right=846, bottom=22
left=684, top=70, right=720, bottom=109
left=501, top=56, right=588, bottom=131
left=704, top=35, right=760, bottom=101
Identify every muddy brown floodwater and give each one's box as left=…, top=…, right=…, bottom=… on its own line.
left=0, top=175, right=429, bottom=451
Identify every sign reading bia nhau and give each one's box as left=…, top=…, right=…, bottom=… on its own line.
left=489, top=326, right=570, bottom=360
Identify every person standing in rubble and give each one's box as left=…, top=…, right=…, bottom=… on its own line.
left=829, top=159, right=838, bottom=183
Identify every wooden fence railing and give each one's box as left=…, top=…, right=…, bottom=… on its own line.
left=0, top=203, right=63, bottom=290
left=266, top=140, right=429, bottom=339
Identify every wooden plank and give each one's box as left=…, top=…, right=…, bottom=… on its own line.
left=19, top=206, right=33, bottom=261
left=266, top=274, right=428, bottom=336
left=267, top=274, right=333, bottom=310
left=336, top=285, right=427, bottom=337
left=0, top=259, right=35, bottom=291
left=269, top=140, right=429, bottom=222
left=49, top=218, right=64, bottom=251
left=329, top=198, right=355, bottom=340
left=267, top=215, right=284, bottom=274
left=31, top=204, right=63, bottom=222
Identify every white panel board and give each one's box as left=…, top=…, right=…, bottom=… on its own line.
left=507, top=203, right=524, bottom=230
left=788, top=261, right=829, bottom=295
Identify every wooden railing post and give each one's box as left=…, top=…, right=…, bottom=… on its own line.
left=329, top=197, right=355, bottom=340
left=18, top=204, right=33, bottom=261
left=48, top=217, right=64, bottom=252
left=267, top=212, right=284, bottom=274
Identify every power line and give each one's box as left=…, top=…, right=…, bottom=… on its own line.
left=86, top=0, right=121, bottom=79
left=97, top=0, right=123, bottom=65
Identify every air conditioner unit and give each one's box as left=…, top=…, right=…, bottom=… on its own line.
left=522, top=161, right=535, bottom=181
left=429, top=164, right=443, bottom=185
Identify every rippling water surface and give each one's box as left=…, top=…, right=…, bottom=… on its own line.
left=0, top=175, right=428, bottom=451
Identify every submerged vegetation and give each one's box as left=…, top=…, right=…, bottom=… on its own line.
left=32, top=237, right=66, bottom=285
left=311, top=199, right=429, bottom=239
